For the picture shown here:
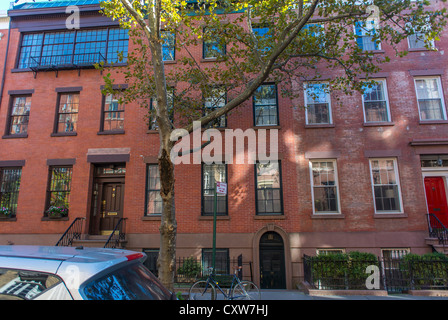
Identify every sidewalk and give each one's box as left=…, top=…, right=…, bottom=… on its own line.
left=259, top=289, right=448, bottom=300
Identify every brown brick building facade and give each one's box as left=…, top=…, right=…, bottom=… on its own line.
left=0, top=1, right=447, bottom=289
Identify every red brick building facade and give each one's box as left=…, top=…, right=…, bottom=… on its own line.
left=0, top=0, right=447, bottom=289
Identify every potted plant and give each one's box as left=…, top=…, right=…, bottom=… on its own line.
left=46, top=206, right=68, bottom=219
left=0, top=207, right=11, bottom=219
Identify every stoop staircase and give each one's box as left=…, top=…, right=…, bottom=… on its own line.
left=55, top=217, right=127, bottom=249
left=425, top=214, right=448, bottom=255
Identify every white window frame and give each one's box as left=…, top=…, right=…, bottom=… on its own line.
left=369, top=158, right=404, bottom=214
left=407, top=33, right=435, bottom=50
left=413, top=76, right=447, bottom=121
left=381, top=248, right=410, bottom=259
left=309, top=159, right=341, bottom=214
left=361, top=79, right=392, bottom=123
left=304, top=82, right=333, bottom=125
left=353, top=21, right=381, bottom=51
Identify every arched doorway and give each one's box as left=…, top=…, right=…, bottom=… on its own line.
left=259, top=231, right=286, bottom=289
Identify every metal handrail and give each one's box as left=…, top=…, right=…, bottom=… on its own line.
left=104, top=218, right=127, bottom=249
left=55, top=217, right=85, bottom=247
left=427, top=213, right=448, bottom=245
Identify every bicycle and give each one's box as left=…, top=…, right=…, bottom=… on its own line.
left=189, top=267, right=260, bottom=300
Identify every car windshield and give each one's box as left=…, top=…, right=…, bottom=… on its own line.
left=82, top=262, right=171, bottom=300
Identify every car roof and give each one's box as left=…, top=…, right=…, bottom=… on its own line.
left=0, top=245, right=146, bottom=281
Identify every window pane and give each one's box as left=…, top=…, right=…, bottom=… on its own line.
left=161, top=31, right=175, bottom=61
left=370, top=159, right=401, bottom=213
left=57, top=93, right=79, bottom=133
left=202, top=249, right=229, bottom=275
left=202, top=164, right=227, bottom=215
left=0, top=168, right=22, bottom=216
left=47, top=166, right=72, bottom=212
left=146, top=165, right=162, bottom=215
left=254, top=85, right=278, bottom=126
left=204, top=87, right=226, bottom=128
left=18, top=28, right=128, bottom=69
left=9, top=96, right=31, bottom=135
left=311, top=161, right=339, bottom=213
left=416, top=78, right=445, bottom=120
left=355, top=21, right=379, bottom=51
left=103, top=94, right=125, bottom=131
left=305, top=83, right=331, bottom=124
left=256, top=162, right=282, bottom=214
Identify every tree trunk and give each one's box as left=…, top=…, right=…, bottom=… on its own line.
left=157, top=146, right=177, bottom=291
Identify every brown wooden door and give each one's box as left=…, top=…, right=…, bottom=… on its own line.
left=425, top=177, right=448, bottom=227
left=99, top=182, right=124, bottom=235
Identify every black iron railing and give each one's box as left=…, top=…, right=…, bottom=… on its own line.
left=28, top=52, right=106, bottom=70
left=303, top=254, right=448, bottom=293
left=174, top=255, right=251, bottom=284
left=103, top=218, right=127, bottom=249
left=427, top=213, right=448, bottom=245
left=55, top=217, right=85, bottom=247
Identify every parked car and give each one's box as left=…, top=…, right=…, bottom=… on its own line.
left=0, top=245, right=175, bottom=300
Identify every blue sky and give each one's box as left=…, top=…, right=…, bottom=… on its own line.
left=0, top=0, right=26, bottom=11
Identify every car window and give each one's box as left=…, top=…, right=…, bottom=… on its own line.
left=0, top=268, right=62, bottom=300
left=82, top=262, right=171, bottom=300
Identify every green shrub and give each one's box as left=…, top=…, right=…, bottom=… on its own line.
left=308, top=251, right=379, bottom=290
left=401, top=252, right=448, bottom=290
left=177, top=257, right=201, bottom=278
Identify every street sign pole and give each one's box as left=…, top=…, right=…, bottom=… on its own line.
left=212, top=181, right=227, bottom=275
left=212, top=182, right=217, bottom=275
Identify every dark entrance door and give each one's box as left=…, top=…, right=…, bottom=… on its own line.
left=259, top=232, right=286, bottom=289
left=99, top=182, right=124, bottom=235
left=425, top=177, right=448, bottom=227
left=90, top=164, right=126, bottom=235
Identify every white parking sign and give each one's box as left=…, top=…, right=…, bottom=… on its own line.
left=216, top=182, right=227, bottom=194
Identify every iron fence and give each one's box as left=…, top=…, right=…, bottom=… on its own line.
left=304, top=255, right=448, bottom=293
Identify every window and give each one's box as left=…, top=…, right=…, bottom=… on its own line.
left=203, top=28, right=225, bottom=59
left=414, top=77, right=447, bottom=121
left=202, top=163, right=227, bottom=215
left=161, top=31, right=175, bottom=61
left=253, top=84, right=278, bottom=126
left=354, top=21, right=380, bottom=51
left=369, top=159, right=402, bottom=213
left=381, top=248, right=410, bottom=260
left=420, top=155, right=448, bottom=168
left=145, top=165, right=162, bottom=215
left=149, top=87, right=174, bottom=130
left=55, top=93, right=79, bottom=133
left=302, top=24, right=325, bottom=52
left=310, top=160, right=339, bottom=213
left=18, top=28, right=129, bottom=69
left=0, top=268, right=64, bottom=300
left=142, top=249, right=159, bottom=277
left=203, top=87, right=226, bottom=128
left=46, top=166, right=73, bottom=215
left=0, top=167, right=22, bottom=217
left=82, top=263, right=171, bottom=300
left=362, top=79, right=391, bottom=123
left=256, top=161, right=283, bottom=215
left=7, top=96, right=31, bottom=136
left=304, top=82, right=332, bottom=124
left=202, top=249, right=229, bottom=275
left=252, top=25, right=271, bottom=55
left=102, top=93, right=125, bottom=132
left=406, top=18, right=434, bottom=50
